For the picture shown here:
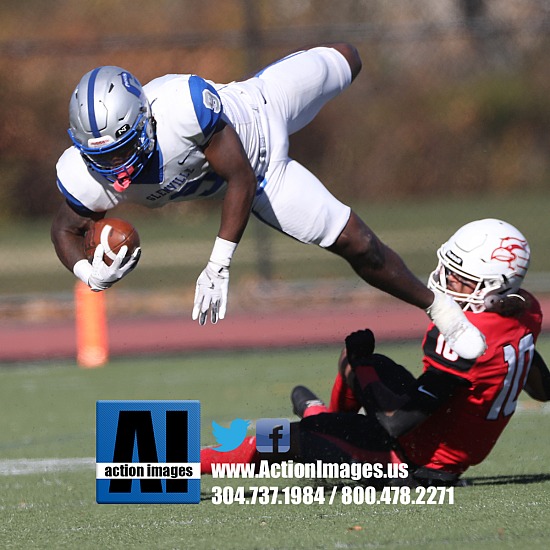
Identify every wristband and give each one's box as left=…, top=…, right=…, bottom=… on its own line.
left=209, top=237, right=238, bottom=268
left=73, top=259, right=92, bottom=285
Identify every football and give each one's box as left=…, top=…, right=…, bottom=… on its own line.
left=84, top=218, right=140, bottom=266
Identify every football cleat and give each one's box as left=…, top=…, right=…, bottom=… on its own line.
left=291, top=386, right=325, bottom=419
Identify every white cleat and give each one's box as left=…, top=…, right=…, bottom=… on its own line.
left=426, top=292, right=487, bottom=360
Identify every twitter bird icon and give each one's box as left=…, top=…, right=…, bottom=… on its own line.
left=212, top=418, right=250, bottom=452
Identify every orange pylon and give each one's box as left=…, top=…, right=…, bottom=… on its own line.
left=75, top=281, right=109, bottom=368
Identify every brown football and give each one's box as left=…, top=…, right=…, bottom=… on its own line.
left=84, top=218, right=140, bottom=266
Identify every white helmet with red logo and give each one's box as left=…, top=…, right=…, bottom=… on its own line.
left=428, top=218, right=530, bottom=312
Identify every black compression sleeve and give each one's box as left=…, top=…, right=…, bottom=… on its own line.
left=375, top=368, right=469, bottom=438
left=524, top=350, right=550, bottom=401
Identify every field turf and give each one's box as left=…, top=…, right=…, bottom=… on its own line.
left=1, top=339, right=550, bottom=549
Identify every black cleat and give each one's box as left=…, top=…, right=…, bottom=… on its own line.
left=291, top=385, right=325, bottom=418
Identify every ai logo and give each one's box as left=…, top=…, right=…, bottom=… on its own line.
left=96, top=400, right=200, bottom=504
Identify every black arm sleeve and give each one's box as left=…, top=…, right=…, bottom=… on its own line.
left=524, top=350, right=550, bottom=402
left=375, top=367, right=469, bottom=439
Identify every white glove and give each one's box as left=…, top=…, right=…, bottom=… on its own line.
left=192, top=261, right=229, bottom=325
left=86, top=244, right=141, bottom=291
left=192, top=237, right=237, bottom=326
left=426, top=292, right=487, bottom=360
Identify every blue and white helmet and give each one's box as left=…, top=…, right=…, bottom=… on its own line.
left=428, top=218, right=530, bottom=312
left=68, top=66, right=155, bottom=191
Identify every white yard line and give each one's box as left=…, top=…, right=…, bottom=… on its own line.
left=0, top=457, right=95, bottom=476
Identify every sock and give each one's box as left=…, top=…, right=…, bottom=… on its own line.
left=302, top=401, right=329, bottom=418
left=328, top=372, right=361, bottom=413
left=200, top=435, right=259, bottom=474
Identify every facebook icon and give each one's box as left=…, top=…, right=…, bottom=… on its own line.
left=256, top=418, right=291, bottom=453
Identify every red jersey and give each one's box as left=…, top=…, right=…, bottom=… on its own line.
left=398, top=292, right=542, bottom=474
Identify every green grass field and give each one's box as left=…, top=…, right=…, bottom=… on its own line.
left=2, top=191, right=550, bottom=547
left=1, top=339, right=550, bottom=549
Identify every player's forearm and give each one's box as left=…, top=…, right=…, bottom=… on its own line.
left=373, top=368, right=465, bottom=438
left=50, top=215, right=86, bottom=270
left=217, top=173, right=256, bottom=244
left=51, top=202, right=100, bottom=272
left=51, top=226, right=87, bottom=273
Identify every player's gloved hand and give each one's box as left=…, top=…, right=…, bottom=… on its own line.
left=192, top=261, right=229, bottom=325
left=88, top=244, right=141, bottom=291
left=345, top=329, right=376, bottom=368
left=192, top=237, right=237, bottom=326
left=426, top=292, right=487, bottom=360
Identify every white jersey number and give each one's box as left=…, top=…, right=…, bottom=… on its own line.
left=487, top=333, right=535, bottom=420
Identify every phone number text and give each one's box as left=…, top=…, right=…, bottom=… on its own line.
left=211, top=485, right=454, bottom=505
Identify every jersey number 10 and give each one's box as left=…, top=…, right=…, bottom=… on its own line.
left=487, top=333, right=535, bottom=420
left=435, top=332, right=535, bottom=421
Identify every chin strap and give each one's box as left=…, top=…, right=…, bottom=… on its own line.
left=113, top=166, right=135, bottom=192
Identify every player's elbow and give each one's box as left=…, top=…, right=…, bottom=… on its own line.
left=524, top=353, right=550, bottom=402
left=524, top=386, right=550, bottom=402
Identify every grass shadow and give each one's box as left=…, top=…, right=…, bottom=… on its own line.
left=461, top=473, right=550, bottom=486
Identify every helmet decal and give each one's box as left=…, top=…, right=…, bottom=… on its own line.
left=491, top=237, right=529, bottom=275
left=120, top=71, right=143, bottom=98
left=115, top=124, right=131, bottom=138
left=88, top=136, right=115, bottom=148
left=444, top=249, right=463, bottom=266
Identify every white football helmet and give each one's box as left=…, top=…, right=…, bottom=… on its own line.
left=68, top=66, right=155, bottom=191
left=428, top=218, right=530, bottom=312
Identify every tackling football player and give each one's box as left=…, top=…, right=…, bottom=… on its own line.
left=51, top=42, right=485, bottom=359
left=201, top=219, right=549, bottom=486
